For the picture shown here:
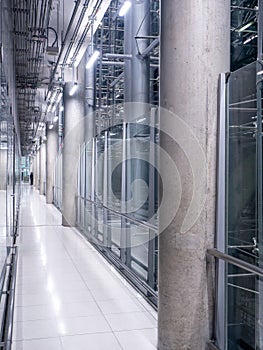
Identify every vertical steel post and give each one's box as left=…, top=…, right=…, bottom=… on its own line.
left=257, top=0, right=263, bottom=347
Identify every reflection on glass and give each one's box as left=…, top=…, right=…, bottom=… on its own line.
left=77, top=114, right=159, bottom=303
left=227, top=62, right=258, bottom=349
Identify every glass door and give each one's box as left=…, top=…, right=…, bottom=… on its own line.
left=226, top=62, right=258, bottom=350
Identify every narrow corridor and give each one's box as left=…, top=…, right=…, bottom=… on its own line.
left=12, top=185, right=157, bottom=350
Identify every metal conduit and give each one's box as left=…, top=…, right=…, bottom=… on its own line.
left=48, top=0, right=81, bottom=86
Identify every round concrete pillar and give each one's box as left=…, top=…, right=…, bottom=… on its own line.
left=158, top=1, right=230, bottom=349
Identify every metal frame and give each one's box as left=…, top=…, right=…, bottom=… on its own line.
left=214, top=73, right=227, bottom=350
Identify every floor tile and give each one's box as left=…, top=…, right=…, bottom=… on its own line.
left=14, top=304, right=55, bottom=322
left=105, top=311, right=157, bottom=331
left=12, top=337, right=62, bottom=350
left=97, top=298, right=142, bottom=314
left=57, top=314, right=111, bottom=336
left=61, top=333, right=122, bottom=350
left=58, top=301, right=101, bottom=318
left=115, top=329, right=157, bottom=350
left=15, top=293, right=51, bottom=307
left=13, top=319, right=59, bottom=340
left=14, top=187, right=158, bottom=349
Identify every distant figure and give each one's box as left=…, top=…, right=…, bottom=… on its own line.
left=30, top=172, right=33, bottom=186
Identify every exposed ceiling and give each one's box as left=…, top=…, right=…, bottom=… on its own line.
left=12, top=0, right=113, bottom=156
left=12, top=0, right=54, bottom=155
left=11, top=0, right=259, bottom=155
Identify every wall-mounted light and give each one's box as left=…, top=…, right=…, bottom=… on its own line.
left=86, top=50, right=100, bottom=69
left=243, top=34, right=257, bottom=45
left=53, top=116, right=59, bottom=122
left=119, top=1, right=131, bottom=16
left=49, top=124, right=54, bottom=130
left=238, top=21, right=254, bottom=32
left=69, top=82, right=78, bottom=96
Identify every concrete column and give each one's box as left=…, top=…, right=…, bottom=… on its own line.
left=39, top=142, right=46, bottom=195
left=158, top=1, right=230, bottom=349
left=46, top=126, right=58, bottom=203
left=0, top=149, right=7, bottom=190
left=62, top=61, right=85, bottom=226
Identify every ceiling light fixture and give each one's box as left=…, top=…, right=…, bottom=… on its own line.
left=57, top=92, right=63, bottom=104
left=60, top=105, right=64, bottom=112
left=69, top=82, right=78, bottom=96
left=243, top=34, right=257, bottom=45
left=46, top=91, right=52, bottom=100
left=49, top=124, right=54, bottom=130
left=86, top=50, right=100, bottom=69
left=47, top=104, right=52, bottom=113
left=50, top=92, right=57, bottom=104
left=257, top=70, right=263, bottom=76
left=53, top=116, right=59, bottom=122
left=119, top=1, right=131, bottom=16
left=52, top=104, right=56, bottom=113
left=238, top=21, right=254, bottom=32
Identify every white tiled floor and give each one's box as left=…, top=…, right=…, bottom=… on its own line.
left=12, top=186, right=157, bottom=349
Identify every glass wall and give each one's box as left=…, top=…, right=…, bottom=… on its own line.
left=226, top=62, right=260, bottom=349
left=77, top=115, right=159, bottom=305
left=20, top=156, right=30, bottom=183
left=0, top=67, right=21, bottom=289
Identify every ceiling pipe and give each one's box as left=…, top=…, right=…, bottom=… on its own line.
left=48, top=0, right=82, bottom=85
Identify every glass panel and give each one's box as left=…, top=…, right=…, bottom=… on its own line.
left=95, top=133, right=105, bottom=204
left=77, top=117, right=159, bottom=305
left=129, top=221, right=149, bottom=281
left=107, top=124, right=123, bottom=212
left=107, top=211, right=122, bottom=258
left=227, top=62, right=258, bottom=349
left=127, top=123, right=151, bottom=221
left=227, top=265, right=257, bottom=350
left=85, top=140, right=93, bottom=200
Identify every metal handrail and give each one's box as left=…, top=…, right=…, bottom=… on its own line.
left=207, top=248, right=263, bottom=277
left=76, top=195, right=158, bottom=233
left=4, top=248, right=18, bottom=350
left=0, top=247, right=18, bottom=350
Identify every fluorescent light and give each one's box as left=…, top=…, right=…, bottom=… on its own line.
left=46, top=90, right=51, bottom=100
left=86, top=50, right=100, bottom=69
left=50, top=92, right=56, bottom=104
left=119, top=1, right=131, bottom=16
left=57, top=92, right=63, bottom=104
left=238, top=21, right=254, bottom=32
left=60, top=105, right=64, bottom=112
left=49, top=124, right=54, bottom=130
left=52, top=104, right=56, bottom=113
left=53, top=116, right=59, bottom=122
left=257, top=70, right=263, bottom=76
left=47, top=104, right=52, bottom=113
left=69, top=83, right=78, bottom=96
left=244, top=34, right=257, bottom=45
